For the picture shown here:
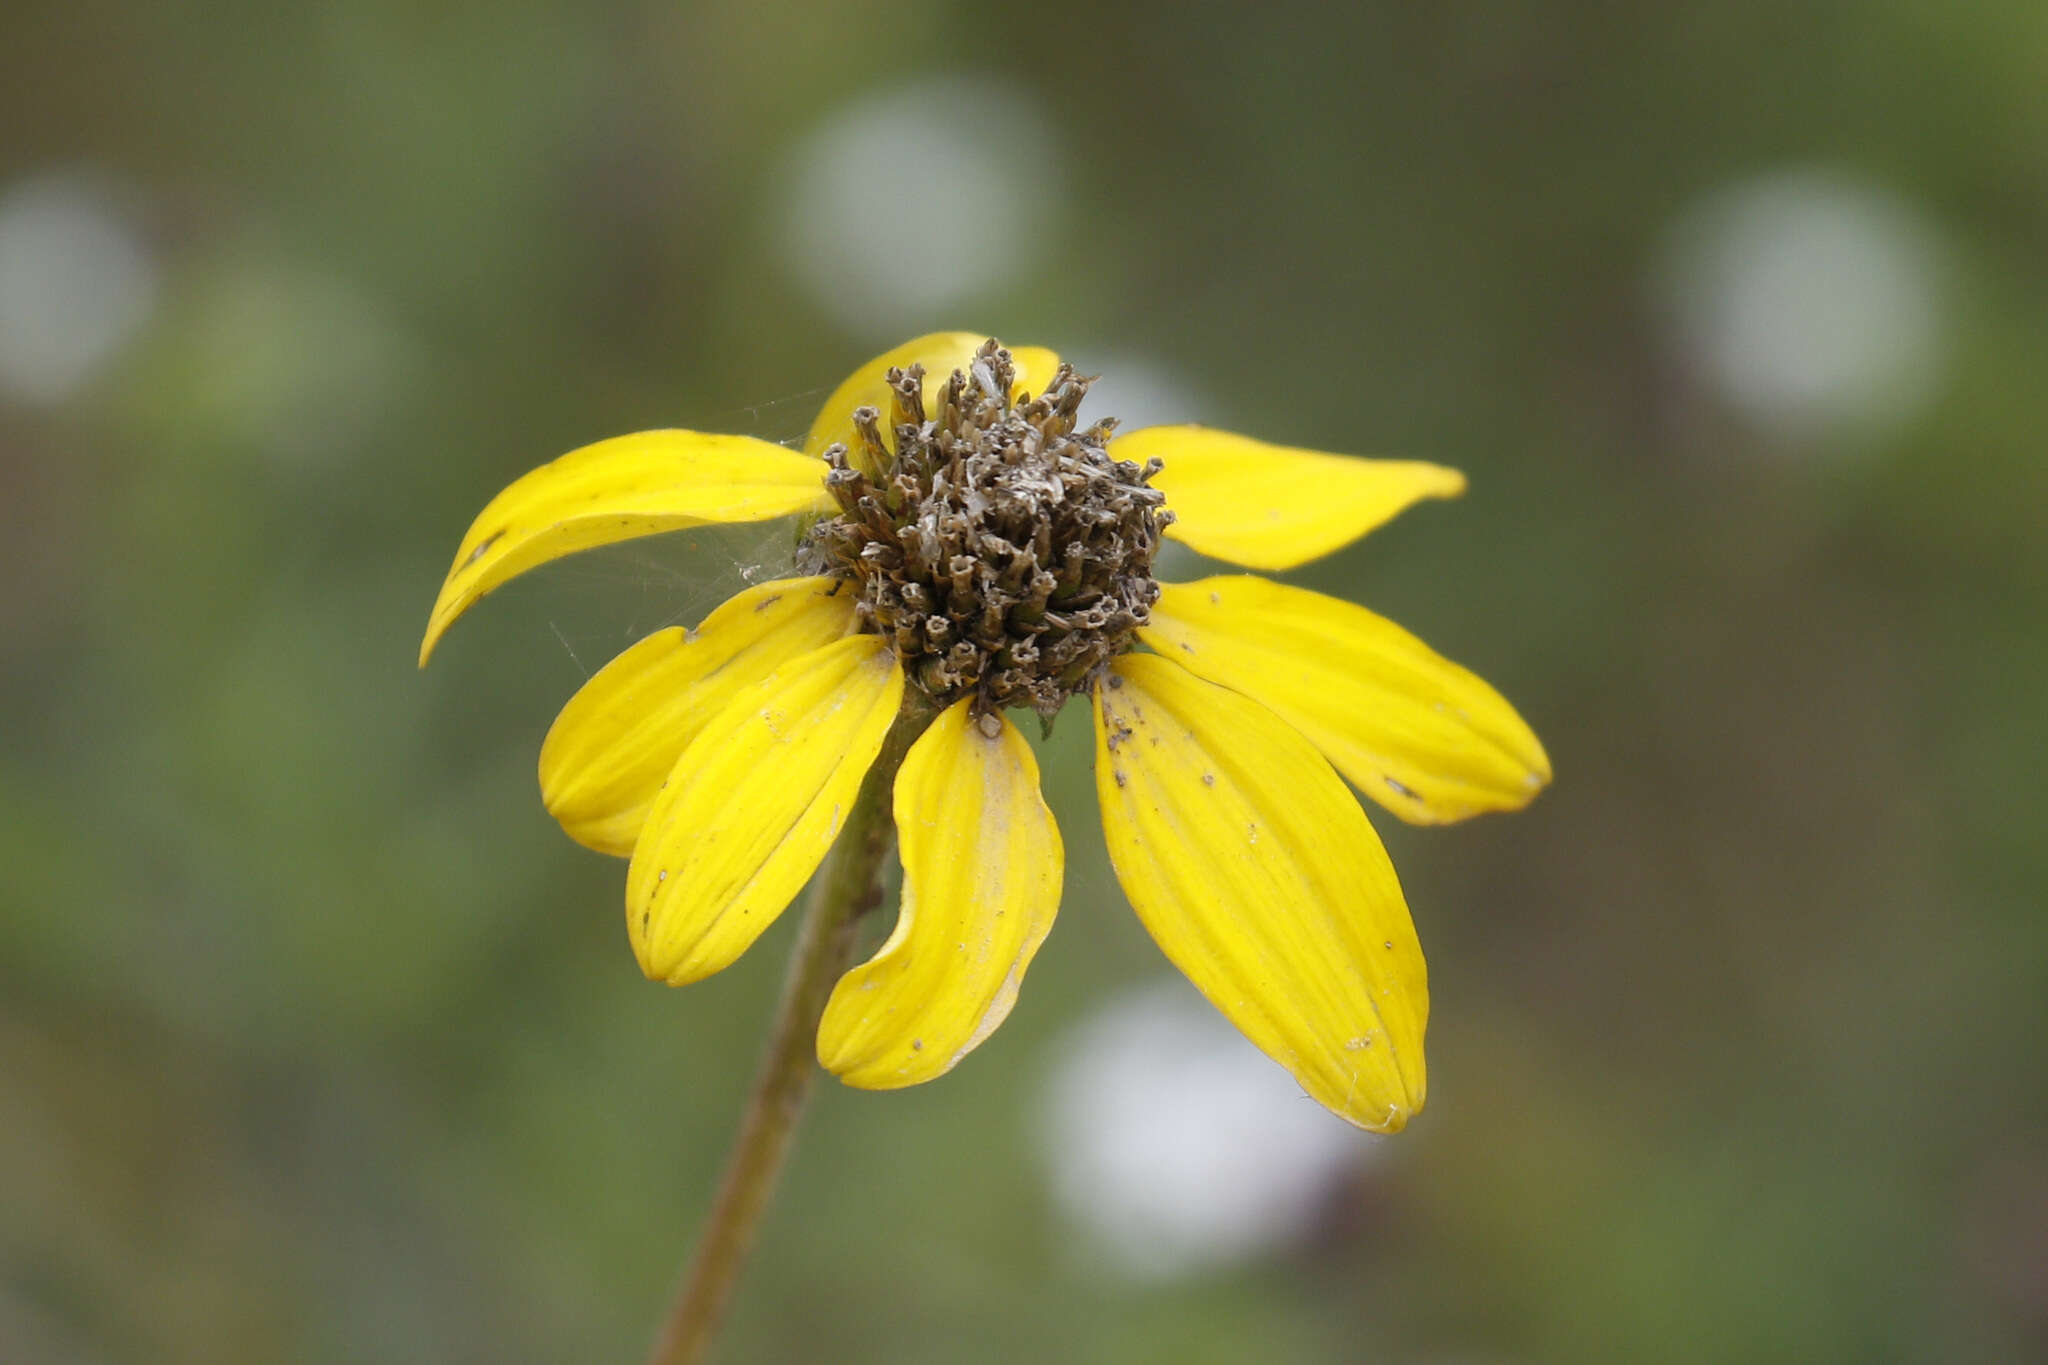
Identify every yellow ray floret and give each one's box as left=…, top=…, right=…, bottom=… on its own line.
left=1109, top=425, right=1466, bottom=571
left=803, top=331, right=1062, bottom=475
left=819, top=701, right=1062, bottom=1089
left=539, top=578, right=858, bottom=856
left=419, top=430, right=833, bottom=665
left=625, top=635, right=904, bottom=985
left=1143, top=576, right=1551, bottom=824
left=1094, top=654, right=1428, bottom=1132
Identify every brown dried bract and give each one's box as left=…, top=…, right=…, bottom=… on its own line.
left=801, top=340, right=1169, bottom=722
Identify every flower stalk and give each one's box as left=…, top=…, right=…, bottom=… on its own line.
left=644, top=703, right=928, bottom=1365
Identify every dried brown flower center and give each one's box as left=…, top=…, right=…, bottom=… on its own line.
left=800, top=340, right=1169, bottom=722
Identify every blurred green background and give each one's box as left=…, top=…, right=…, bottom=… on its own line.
left=4, top=2, right=2045, bottom=1361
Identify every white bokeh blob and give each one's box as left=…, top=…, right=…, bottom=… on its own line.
left=1656, top=169, right=1948, bottom=443
left=1038, top=978, right=1373, bottom=1281
left=0, top=171, right=159, bottom=405
left=777, top=78, right=1060, bottom=338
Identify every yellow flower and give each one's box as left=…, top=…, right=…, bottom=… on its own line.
left=420, top=333, right=1549, bottom=1132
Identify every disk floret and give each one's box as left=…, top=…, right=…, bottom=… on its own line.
left=802, top=340, right=1169, bottom=721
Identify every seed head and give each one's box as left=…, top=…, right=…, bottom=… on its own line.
left=801, top=340, right=1170, bottom=721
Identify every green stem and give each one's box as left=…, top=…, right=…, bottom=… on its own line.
left=643, top=707, right=926, bottom=1365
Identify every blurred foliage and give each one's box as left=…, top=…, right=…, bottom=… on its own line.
left=3, top=1, right=2045, bottom=1361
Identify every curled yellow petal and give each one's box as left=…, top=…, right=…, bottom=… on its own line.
left=624, top=635, right=904, bottom=985
left=1109, top=425, right=1466, bottom=571
left=803, top=333, right=1063, bottom=470
left=1143, top=576, right=1550, bottom=825
left=538, top=578, right=858, bottom=856
left=419, top=430, right=832, bottom=665
left=820, top=701, right=1062, bottom=1089
left=1093, top=654, right=1427, bottom=1132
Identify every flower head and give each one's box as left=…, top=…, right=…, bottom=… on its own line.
left=798, top=346, right=1164, bottom=722
left=421, top=333, right=1550, bottom=1131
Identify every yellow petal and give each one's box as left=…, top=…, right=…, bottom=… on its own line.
left=1093, top=654, right=1427, bottom=1132
left=1143, top=576, right=1550, bottom=825
left=819, top=702, right=1062, bottom=1089
left=1109, top=425, right=1466, bottom=571
left=538, top=578, right=858, bottom=856
left=1005, top=346, right=1062, bottom=397
left=419, top=430, right=833, bottom=665
left=802, top=333, right=1063, bottom=469
left=624, top=635, right=904, bottom=985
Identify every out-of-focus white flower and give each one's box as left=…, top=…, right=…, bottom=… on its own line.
left=1038, top=978, right=1374, bottom=1281
left=776, top=78, right=1061, bottom=339
left=0, top=171, right=158, bottom=405
left=1656, top=169, right=1947, bottom=443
